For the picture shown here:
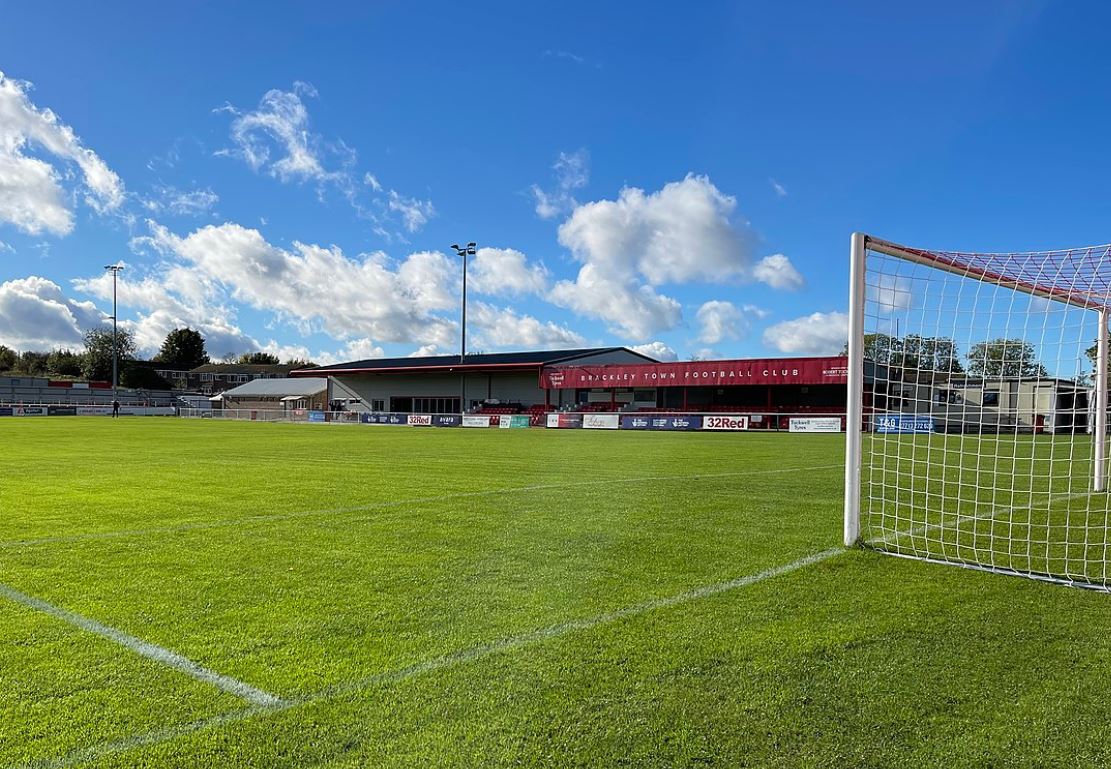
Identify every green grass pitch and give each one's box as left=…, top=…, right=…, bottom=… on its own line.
left=3, top=418, right=1111, bottom=768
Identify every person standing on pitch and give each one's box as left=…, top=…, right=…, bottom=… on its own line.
left=112, top=399, right=120, bottom=418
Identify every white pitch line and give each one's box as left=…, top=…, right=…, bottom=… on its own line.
left=22, top=547, right=842, bottom=769
left=0, top=463, right=843, bottom=549
left=0, top=582, right=284, bottom=710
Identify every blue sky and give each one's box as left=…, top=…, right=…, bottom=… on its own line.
left=1, top=0, right=1107, bottom=364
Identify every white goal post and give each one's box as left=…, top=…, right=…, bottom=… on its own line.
left=844, top=232, right=1111, bottom=590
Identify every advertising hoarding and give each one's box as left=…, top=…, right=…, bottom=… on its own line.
left=874, top=414, right=935, bottom=434
left=582, top=413, right=620, bottom=430
left=434, top=414, right=461, bottom=427
left=702, top=415, right=749, bottom=431
left=788, top=417, right=842, bottom=433
left=498, top=414, right=530, bottom=428
left=619, top=415, right=703, bottom=431
left=463, top=415, right=493, bottom=428
left=407, top=414, right=433, bottom=426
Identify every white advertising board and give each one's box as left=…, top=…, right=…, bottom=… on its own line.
left=788, top=417, right=842, bottom=433
left=14, top=406, right=48, bottom=416
left=582, top=413, right=620, bottom=430
left=463, top=415, right=491, bottom=428
left=407, top=414, right=433, bottom=426
left=546, top=413, right=560, bottom=428
left=702, top=414, right=749, bottom=431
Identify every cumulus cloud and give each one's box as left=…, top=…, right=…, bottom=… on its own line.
left=408, top=344, right=439, bottom=358
left=630, top=341, right=677, bottom=362
left=695, top=300, right=752, bottom=345
left=762, top=311, right=849, bottom=355
left=549, top=263, right=681, bottom=339
left=133, top=220, right=458, bottom=347
left=868, top=274, right=913, bottom=313
left=468, top=247, right=548, bottom=296
left=531, top=149, right=589, bottom=220
left=468, top=302, right=585, bottom=350
left=0, top=71, right=125, bottom=236
left=753, top=253, right=804, bottom=290
left=0, top=276, right=105, bottom=349
left=770, top=178, right=788, bottom=198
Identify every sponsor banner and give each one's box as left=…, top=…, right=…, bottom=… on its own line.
left=582, top=413, right=620, bottom=430
left=498, top=414, right=530, bottom=428
left=875, top=414, right=935, bottom=434
left=48, top=405, right=77, bottom=416
left=15, top=406, right=48, bottom=416
left=546, top=413, right=583, bottom=429
left=76, top=406, right=112, bottom=416
left=541, top=356, right=848, bottom=389
left=0, top=407, right=12, bottom=417
left=546, top=413, right=560, bottom=428
left=463, top=415, right=493, bottom=428
left=434, top=414, right=462, bottom=427
left=619, top=415, right=703, bottom=431
left=408, top=414, right=433, bottom=426
left=308, top=410, right=326, bottom=423
left=702, top=414, right=749, bottom=431
left=789, top=417, right=842, bottom=433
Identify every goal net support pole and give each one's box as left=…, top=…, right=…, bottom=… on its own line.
left=844, top=232, right=866, bottom=546
left=1096, top=309, right=1108, bottom=493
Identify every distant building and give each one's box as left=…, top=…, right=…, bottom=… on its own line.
left=187, top=363, right=300, bottom=394
left=217, top=377, right=328, bottom=411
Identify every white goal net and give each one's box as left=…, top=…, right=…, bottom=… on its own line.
left=844, top=233, right=1111, bottom=590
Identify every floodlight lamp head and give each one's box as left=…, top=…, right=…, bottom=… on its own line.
left=451, top=244, right=460, bottom=250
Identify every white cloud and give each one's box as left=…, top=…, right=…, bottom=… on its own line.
left=0, top=276, right=105, bottom=350
left=468, top=302, right=585, bottom=350
left=630, top=341, right=677, bottom=362
left=143, top=185, right=219, bottom=217
left=770, top=178, right=788, bottom=198
left=217, top=83, right=434, bottom=235
left=468, top=247, right=548, bottom=296
left=0, top=241, right=13, bottom=253
left=0, top=71, right=125, bottom=236
left=691, top=348, right=721, bottom=361
left=131, top=219, right=458, bottom=349
left=762, top=311, right=849, bottom=355
left=868, top=274, right=913, bottom=313
left=408, top=344, right=439, bottom=358
left=387, top=190, right=435, bottom=232
left=531, top=149, right=589, bottom=220
left=753, top=253, right=804, bottom=290
left=696, top=300, right=751, bottom=345
left=549, top=263, right=681, bottom=339
left=219, top=81, right=335, bottom=183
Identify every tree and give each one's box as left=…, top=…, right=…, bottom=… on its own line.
left=0, top=345, right=16, bottom=372
left=18, top=351, right=48, bottom=375
left=967, top=338, right=1047, bottom=378
left=284, top=358, right=317, bottom=369
left=120, top=363, right=172, bottom=390
left=82, top=327, right=137, bottom=382
left=237, top=351, right=280, bottom=365
left=156, top=328, right=209, bottom=370
left=46, top=349, right=84, bottom=377
left=843, top=333, right=963, bottom=380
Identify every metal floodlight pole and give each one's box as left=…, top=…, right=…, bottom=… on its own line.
left=103, top=264, right=124, bottom=395
left=451, top=242, right=477, bottom=418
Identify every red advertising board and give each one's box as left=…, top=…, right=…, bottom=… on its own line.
left=541, top=357, right=848, bottom=389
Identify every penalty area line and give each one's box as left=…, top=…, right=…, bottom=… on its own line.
left=0, top=582, right=284, bottom=710
left=27, top=547, right=843, bottom=769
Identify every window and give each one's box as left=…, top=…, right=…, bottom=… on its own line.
left=982, top=390, right=1000, bottom=407
left=934, top=390, right=959, bottom=404
left=371, top=400, right=385, bottom=412
left=201, top=373, right=214, bottom=382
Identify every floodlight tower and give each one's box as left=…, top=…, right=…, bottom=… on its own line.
left=103, top=263, right=125, bottom=393
left=451, top=242, right=477, bottom=416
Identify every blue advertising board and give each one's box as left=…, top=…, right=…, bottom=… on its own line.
left=307, top=410, right=326, bottom=423
left=874, top=414, right=935, bottom=434
left=620, top=415, right=703, bottom=431
left=434, top=414, right=461, bottom=427
left=0, top=407, right=12, bottom=417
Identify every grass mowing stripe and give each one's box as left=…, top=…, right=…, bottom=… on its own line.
left=0, top=463, right=843, bottom=549
left=28, top=548, right=842, bottom=769
left=0, top=582, right=285, bottom=709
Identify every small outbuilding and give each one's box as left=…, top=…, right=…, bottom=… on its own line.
left=217, top=377, right=329, bottom=411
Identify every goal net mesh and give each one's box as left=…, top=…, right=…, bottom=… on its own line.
left=859, top=240, right=1111, bottom=589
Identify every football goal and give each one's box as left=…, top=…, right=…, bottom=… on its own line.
left=844, top=232, right=1111, bottom=590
